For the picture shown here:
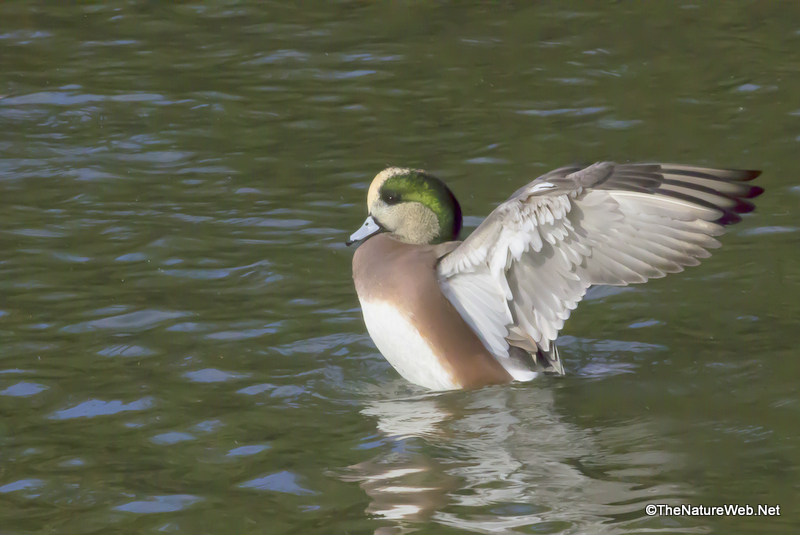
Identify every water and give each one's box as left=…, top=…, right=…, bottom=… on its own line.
left=1, top=3, right=799, bottom=534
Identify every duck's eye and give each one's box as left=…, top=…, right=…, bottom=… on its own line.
left=384, top=193, right=401, bottom=205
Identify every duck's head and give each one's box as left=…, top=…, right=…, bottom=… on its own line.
left=347, top=167, right=462, bottom=246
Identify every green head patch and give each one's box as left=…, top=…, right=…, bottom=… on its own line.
left=379, top=170, right=462, bottom=243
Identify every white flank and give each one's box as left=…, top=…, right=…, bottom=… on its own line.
left=359, top=299, right=461, bottom=391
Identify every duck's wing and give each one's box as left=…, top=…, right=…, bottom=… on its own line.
left=437, top=162, right=763, bottom=379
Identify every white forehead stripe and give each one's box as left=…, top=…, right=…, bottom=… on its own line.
left=367, top=167, right=416, bottom=208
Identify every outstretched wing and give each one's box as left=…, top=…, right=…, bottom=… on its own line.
left=437, top=162, right=763, bottom=379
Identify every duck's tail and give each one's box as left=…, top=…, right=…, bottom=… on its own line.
left=537, top=343, right=565, bottom=375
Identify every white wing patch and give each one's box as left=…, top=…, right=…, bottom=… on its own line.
left=439, top=271, right=510, bottom=356
left=528, top=181, right=555, bottom=193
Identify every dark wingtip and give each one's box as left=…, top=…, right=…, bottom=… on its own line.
left=719, top=177, right=763, bottom=224
left=740, top=170, right=762, bottom=181
left=717, top=211, right=743, bottom=226
left=745, top=185, right=765, bottom=199
left=732, top=198, right=757, bottom=215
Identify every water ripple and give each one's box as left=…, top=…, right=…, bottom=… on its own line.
left=183, top=369, right=250, bottom=383
left=239, top=471, right=317, bottom=495
left=114, top=494, right=204, bottom=514
left=226, top=444, right=270, bottom=457
left=0, top=479, right=44, bottom=494
left=0, top=382, right=48, bottom=397
left=61, top=310, right=188, bottom=333
left=49, top=397, right=155, bottom=420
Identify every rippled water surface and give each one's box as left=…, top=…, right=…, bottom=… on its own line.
left=2, top=3, right=800, bottom=534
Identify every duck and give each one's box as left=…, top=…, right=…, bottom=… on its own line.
left=347, top=162, right=763, bottom=390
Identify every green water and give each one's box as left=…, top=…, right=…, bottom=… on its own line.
left=1, top=3, right=799, bottom=534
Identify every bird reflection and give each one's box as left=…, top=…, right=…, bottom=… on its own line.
left=340, top=383, right=699, bottom=534
left=340, top=390, right=458, bottom=529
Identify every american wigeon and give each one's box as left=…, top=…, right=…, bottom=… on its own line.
left=347, top=163, right=763, bottom=390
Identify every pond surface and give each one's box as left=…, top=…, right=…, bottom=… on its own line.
left=1, top=3, right=799, bottom=534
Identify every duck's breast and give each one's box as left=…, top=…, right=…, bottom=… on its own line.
left=359, top=298, right=462, bottom=390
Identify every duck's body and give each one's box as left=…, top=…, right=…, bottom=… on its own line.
left=353, top=234, right=513, bottom=390
left=348, top=163, right=763, bottom=391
